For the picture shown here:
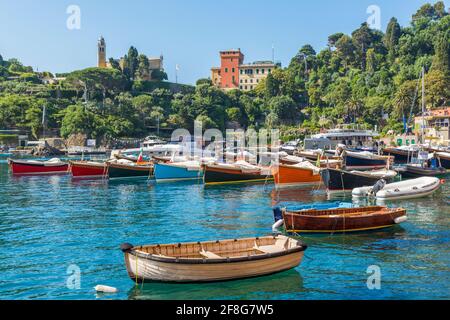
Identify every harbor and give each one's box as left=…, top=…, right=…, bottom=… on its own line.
left=0, top=152, right=449, bottom=299
left=1, top=0, right=449, bottom=305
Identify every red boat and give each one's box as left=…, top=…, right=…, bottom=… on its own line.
left=69, top=161, right=106, bottom=179
left=8, top=158, right=69, bottom=175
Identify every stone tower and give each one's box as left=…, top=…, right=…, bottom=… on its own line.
left=98, top=36, right=106, bottom=68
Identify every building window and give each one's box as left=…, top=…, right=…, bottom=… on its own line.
left=245, top=86, right=247, bottom=90
left=250, top=79, right=253, bottom=83
left=240, top=79, right=243, bottom=83
left=250, top=86, right=253, bottom=90
left=225, top=68, right=228, bottom=73
left=240, top=85, right=243, bottom=89
left=245, top=79, right=247, bottom=83
left=232, top=76, right=235, bottom=83
left=232, top=68, right=235, bottom=73
left=256, top=69, right=259, bottom=74
left=268, top=69, right=271, bottom=73
left=261, top=69, right=265, bottom=74
left=240, top=70, right=243, bottom=75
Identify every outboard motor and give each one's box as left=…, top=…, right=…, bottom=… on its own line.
left=371, top=179, right=386, bottom=196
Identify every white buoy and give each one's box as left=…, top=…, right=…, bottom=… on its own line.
left=94, top=285, right=118, bottom=293
left=394, top=216, right=408, bottom=224
left=272, top=219, right=284, bottom=233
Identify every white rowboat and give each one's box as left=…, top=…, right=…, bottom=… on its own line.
left=120, top=235, right=307, bottom=283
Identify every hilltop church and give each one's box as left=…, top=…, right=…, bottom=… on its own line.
left=97, top=36, right=164, bottom=81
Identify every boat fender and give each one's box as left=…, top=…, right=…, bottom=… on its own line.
left=272, top=219, right=284, bottom=233
left=394, top=216, right=408, bottom=224
left=441, top=179, right=446, bottom=184
left=94, top=285, right=118, bottom=293
left=120, top=243, right=134, bottom=252
left=273, top=207, right=283, bottom=222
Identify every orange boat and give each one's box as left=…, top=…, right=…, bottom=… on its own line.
left=272, top=162, right=322, bottom=188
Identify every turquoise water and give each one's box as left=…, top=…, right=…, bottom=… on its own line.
left=0, top=160, right=449, bottom=300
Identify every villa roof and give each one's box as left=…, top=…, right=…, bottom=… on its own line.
left=416, top=107, right=450, bottom=119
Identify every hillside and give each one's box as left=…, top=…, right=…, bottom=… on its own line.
left=0, top=1, right=448, bottom=143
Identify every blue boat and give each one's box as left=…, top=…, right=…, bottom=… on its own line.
left=154, top=161, right=203, bottom=182
left=273, top=202, right=353, bottom=222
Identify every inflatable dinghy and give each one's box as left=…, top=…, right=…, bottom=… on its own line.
left=352, top=177, right=442, bottom=200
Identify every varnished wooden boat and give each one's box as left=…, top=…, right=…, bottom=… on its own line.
left=107, top=161, right=153, bottom=179
left=120, top=235, right=307, bottom=283
left=281, top=206, right=407, bottom=233
left=272, top=163, right=321, bottom=188
left=204, top=161, right=272, bottom=185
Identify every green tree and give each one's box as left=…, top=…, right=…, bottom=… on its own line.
left=126, top=46, right=139, bottom=80
left=151, top=69, right=168, bottom=81
left=135, top=54, right=150, bottom=80
left=335, top=35, right=356, bottom=68
left=60, top=104, right=102, bottom=138
left=24, top=105, right=43, bottom=139
left=432, top=29, right=450, bottom=74
left=268, top=95, right=298, bottom=125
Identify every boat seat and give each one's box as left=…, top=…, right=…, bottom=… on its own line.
left=199, top=250, right=222, bottom=259
left=255, top=245, right=282, bottom=254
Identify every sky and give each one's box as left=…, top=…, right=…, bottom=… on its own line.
left=0, top=0, right=447, bottom=84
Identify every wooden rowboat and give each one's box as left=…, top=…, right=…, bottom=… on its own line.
left=281, top=206, right=407, bottom=233
left=120, top=235, right=307, bottom=283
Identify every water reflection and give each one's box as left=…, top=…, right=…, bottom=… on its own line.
left=127, top=269, right=304, bottom=300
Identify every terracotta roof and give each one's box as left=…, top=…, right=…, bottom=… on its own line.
left=424, top=107, right=450, bottom=117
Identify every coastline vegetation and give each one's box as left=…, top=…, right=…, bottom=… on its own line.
left=0, top=2, right=448, bottom=143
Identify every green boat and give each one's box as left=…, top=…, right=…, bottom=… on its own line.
left=107, top=162, right=153, bottom=179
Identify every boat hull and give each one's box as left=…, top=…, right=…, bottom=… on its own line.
left=402, top=165, right=447, bottom=178
left=154, top=163, right=202, bottom=182
left=282, top=207, right=406, bottom=233
left=321, top=168, right=395, bottom=192
left=70, top=161, right=106, bottom=179
left=272, top=164, right=321, bottom=188
left=8, top=159, right=68, bottom=175
left=204, top=165, right=272, bottom=185
left=123, top=250, right=304, bottom=283
left=382, top=148, right=418, bottom=164
left=344, top=153, right=389, bottom=170
left=107, top=163, right=153, bottom=179
left=436, top=154, right=450, bottom=170
left=353, top=177, right=441, bottom=200
left=121, top=236, right=306, bottom=283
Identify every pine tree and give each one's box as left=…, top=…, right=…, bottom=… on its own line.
left=432, top=30, right=450, bottom=74
left=126, top=47, right=139, bottom=80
